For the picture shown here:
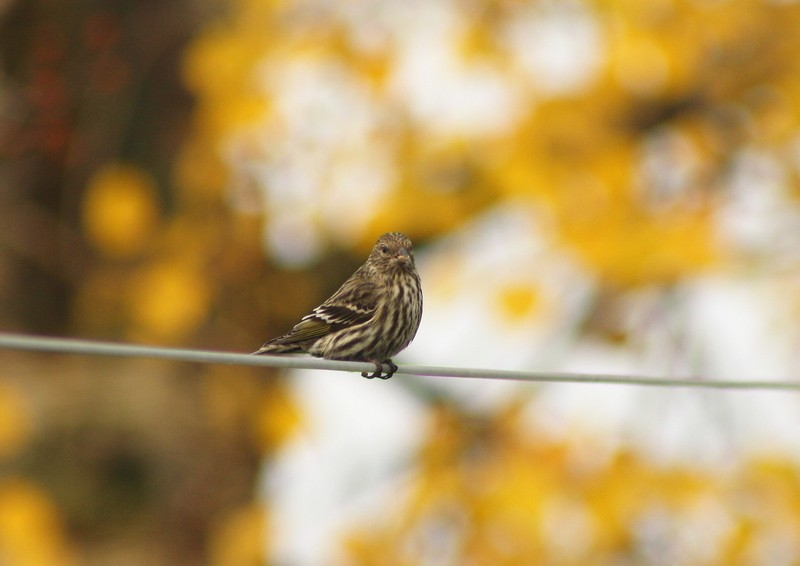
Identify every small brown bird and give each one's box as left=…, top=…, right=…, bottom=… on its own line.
left=254, top=232, right=423, bottom=379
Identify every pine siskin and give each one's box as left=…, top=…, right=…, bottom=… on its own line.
left=254, top=232, right=423, bottom=379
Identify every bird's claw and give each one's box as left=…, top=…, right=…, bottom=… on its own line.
left=361, top=360, right=398, bottom=380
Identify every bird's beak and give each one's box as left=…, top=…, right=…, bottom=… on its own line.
left=397, top=248, right=411, bottom=261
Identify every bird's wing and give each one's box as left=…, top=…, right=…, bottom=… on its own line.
left=254, top=313, right=330, bottom=353
left=313, top=303, right=375, bottom=327
left=267, top=300, right=376, bottom=347
left=261, top=278, right=379, bottom=349
left=313, top=278, right=379, bottom=328
left=271, top=315, right=332, bottom=344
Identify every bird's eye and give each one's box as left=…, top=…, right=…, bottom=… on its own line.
left=378, top=244, right=389, bottom=254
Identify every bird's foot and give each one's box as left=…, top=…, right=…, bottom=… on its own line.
left=361, top=360, right=398, bottom=379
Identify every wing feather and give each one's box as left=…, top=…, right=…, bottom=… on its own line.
left=259, top=278, right=379, bottom=350
left=265, top=302, right=376, bottom=347
left=313, top=304, right=374, bottom=327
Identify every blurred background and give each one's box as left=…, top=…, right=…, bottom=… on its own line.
left=2, top=0, right=800, bottom=564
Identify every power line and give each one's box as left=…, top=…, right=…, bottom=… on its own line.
left=0, top=332, right=798, bottom=390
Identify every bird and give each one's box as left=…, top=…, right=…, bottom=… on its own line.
left=254, top=232, right=423, bottom=379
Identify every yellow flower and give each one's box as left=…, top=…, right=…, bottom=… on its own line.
left=83, top=164, right=160, bottom=258
left=208, top=504, right=268, bottom=566
left=0, top=480, right=74, bottom=566
left=126, top=258, right=211, bottom=342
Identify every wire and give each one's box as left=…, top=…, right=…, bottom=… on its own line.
left=0, top=332, right=798, bottom=390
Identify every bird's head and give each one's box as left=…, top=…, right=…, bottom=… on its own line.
left=368, top=232, right=416, bottom=274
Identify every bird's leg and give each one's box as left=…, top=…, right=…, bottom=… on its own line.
left=361, top=363, right=380, bottom=379
left=361, top=360, right=398, bottom=379
left=379, top=360, right=398, bottom=379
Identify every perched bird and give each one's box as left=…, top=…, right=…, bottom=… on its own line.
left=254, top=232, right=423, bottom=379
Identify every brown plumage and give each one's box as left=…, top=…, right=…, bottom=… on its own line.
left=254, top=232, right=423, bottom=379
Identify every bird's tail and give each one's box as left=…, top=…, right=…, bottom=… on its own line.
left=252, top=341, right=303, bottom=355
